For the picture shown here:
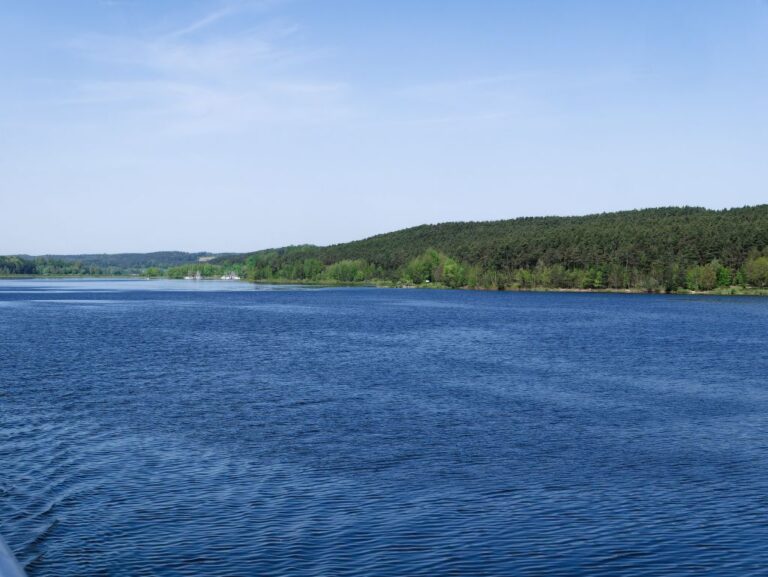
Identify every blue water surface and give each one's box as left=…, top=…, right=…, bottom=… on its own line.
left=1, top=279, right=767, bottom=576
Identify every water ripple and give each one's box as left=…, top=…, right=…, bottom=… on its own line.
left=2, top=281, right=768, bottom=575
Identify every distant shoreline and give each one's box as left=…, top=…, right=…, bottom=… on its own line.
left=3, top=275, right=768, bottom=297
left=5, top=206, right=768, bottom=292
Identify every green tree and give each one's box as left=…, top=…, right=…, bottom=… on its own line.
left=715, top=262, right=732, bottom=287
left=745, top=257, right=768, bottom=287
left=441, top=257, right=466, bottom=288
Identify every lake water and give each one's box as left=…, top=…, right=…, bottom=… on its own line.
left=2, top=279, right=768, bottom=576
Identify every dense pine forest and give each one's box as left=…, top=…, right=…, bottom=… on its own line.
left=4, top=206, right=768, bottom=292
left=210, top=206, right=768, bottom=291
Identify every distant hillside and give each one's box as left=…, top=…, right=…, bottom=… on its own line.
left=31, top=252, right=216, bottom=270
left=214, top=205, right=768, bottom=290
left=1, top=252, right=217, bottom=276
left=6, top=206, right=768, bottom=291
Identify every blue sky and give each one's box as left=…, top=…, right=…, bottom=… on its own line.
left=1, top=0, right=767, bottom=254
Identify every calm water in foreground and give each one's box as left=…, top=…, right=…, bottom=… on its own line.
left=2, top=279, right=768, bottom=576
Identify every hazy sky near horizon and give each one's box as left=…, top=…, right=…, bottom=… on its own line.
left=1, top=0, right=767, bottom=254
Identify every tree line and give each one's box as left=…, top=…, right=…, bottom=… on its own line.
left=205, top=248, right=768, bottom=291
left=0, top=256, right=104, bottom=276
left=214, top=205, right=768, bottom=291
left=5, top=205, right=768, bottom=291
left=0, top=252, right=214, bottom=276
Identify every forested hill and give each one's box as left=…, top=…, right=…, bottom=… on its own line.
left=5, top=206, right=768, bottom=291
left=215, top=206, right=768, bottom=290
left=34, top=251, right=215, bottom=269
left=1, top=252, right=214, bottom=276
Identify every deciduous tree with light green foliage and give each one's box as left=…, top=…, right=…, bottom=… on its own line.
left=745, top=257, right=768, bottom=287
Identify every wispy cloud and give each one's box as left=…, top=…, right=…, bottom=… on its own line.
left=68, top=1, right=351, bottom=134
left=164, top=6, right=236, bottom=40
